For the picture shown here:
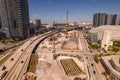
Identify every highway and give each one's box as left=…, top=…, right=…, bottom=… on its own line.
left=0, top=30, right=59, bottom=80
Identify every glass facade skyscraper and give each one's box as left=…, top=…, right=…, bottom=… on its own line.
left=0, top=0, right=30, bottom=39
left=93, top=13, right=120, bottom=27
left=93, top=13, right=107, bottom=27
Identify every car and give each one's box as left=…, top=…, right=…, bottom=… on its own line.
left=21, top=49, right=23, bottom=51
left=91, top=63, right=93, bottom=66
left=11, top=58, right=14, bottom=61
left=21, top=61, right=24, bottom=63
left=86, top=57, right=88, bottom=59
left=90, top=50, right=93, bottom=53
left=93, top=70, right=96, bottom=74
left=2, top=66, right=6, bottom=71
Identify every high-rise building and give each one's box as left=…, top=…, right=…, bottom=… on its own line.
left=93, top=13, right=99, bottom=27
left=93, top=13, right=107, bottom=27
left=0, top=16, right=1, bottom=28
left=36, top=19, right=42, bottom=28
left=73, top=22, right=78, bottom=26
left=115, top=14, right=120, bottom=25
left=93, top=13, right=120, bottom=27
left=106, top=14, right=116, bottom=25
left=29, top=23, right=35, bottom=36
left=0, top=0, right=30, bottom=39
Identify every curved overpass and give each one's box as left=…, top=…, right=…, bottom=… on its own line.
left=0, top=30, right=60, bottom=80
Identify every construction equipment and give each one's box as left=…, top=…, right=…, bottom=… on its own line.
left=66, top=10, right=69, bottom=38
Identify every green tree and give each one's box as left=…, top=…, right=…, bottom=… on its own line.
left=112, top=46, right=119, bottom=52
left=90, top=43, right=100, bottom=49
left=94, top=54, right=99, bottom=63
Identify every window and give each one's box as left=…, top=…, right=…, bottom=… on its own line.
left=14, top=20, right=17, bottom=28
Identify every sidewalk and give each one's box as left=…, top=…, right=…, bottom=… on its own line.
left=95, top=61, right=106, bottom=80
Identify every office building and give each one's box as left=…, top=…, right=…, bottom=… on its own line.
left=115, top=14, right=120, bottom=25
left=93, top=13, right=120, bottom=27
left=36, top=19, right=42, bottom=28
left=93, top=13, right=107, bottom=27
left=0, top=0, right=30, bottom=39
left=106, top=14, right=116, bottom=25
left=0, top=16, right=1, bottom=28
left=29, top=23, right=35, bottom=36
left=88, top=33, right=98, bottom=43
left=89, top=25, right=120, bottom=50
left=73, top=22, right=78, bottom=26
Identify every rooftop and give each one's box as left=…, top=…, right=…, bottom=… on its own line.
left=102, top=55, right=120, bottom=78
left=90, top=25, right=120, bottom=32
left=89, top=25, right=120, bottom=40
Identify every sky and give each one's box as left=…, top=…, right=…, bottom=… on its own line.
left=29, top=0, right=120, bottom=24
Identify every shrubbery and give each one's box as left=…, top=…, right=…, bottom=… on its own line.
left=89, top=43, right=100, bottom=49
left=94, top=54, right=99, bottom=63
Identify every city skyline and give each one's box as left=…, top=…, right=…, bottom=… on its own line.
left=29, top=0, right=120, bottom=24
left=1, top=0, right=120, bottom=80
